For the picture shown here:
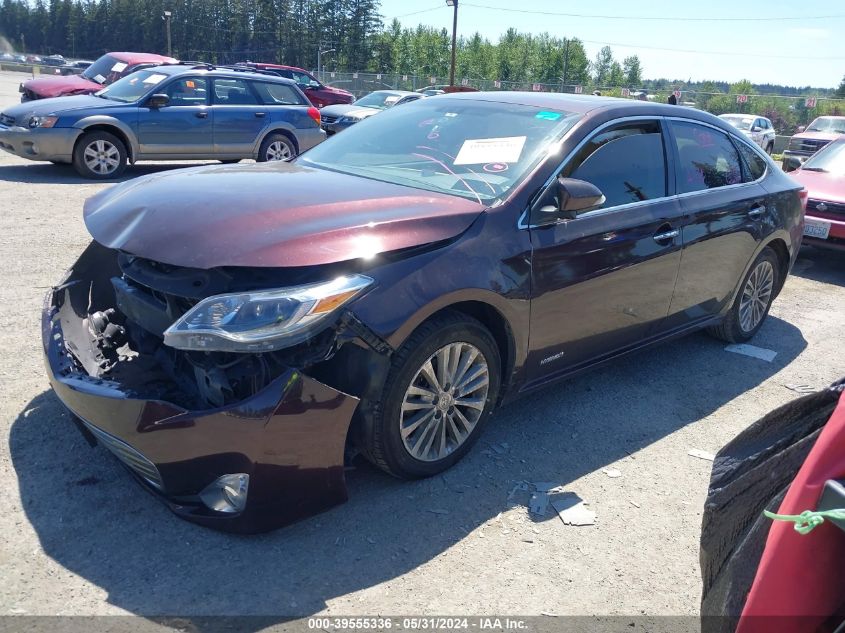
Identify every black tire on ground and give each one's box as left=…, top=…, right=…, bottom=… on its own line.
left=71, top=130, right=127, bottom=179
left=766, top=142, right=774, bottom=155
left=257, top=133, right=296, bottom=162
left=357, top=311, right=501, bottom=479
left=707, top=246, right=780, bottom=343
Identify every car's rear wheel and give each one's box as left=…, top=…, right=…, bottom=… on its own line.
left=766, top=141, right=774, bottom=155
left=257, top=134, right=296, bottom=162
left=358, top=311, right=501, bottom=479
left=72, top=131, right=127, bottom=179
left=708, top=247, right=780, bottom=343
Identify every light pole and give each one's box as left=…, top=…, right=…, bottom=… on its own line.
left=446, top=0, right=458, bottom=87
left=318, top=48, right=335, bottom=83
left=162, top=11, right=172, bottom=58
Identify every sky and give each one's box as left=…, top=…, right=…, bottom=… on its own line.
left=377, top=0, right=844, bottom=89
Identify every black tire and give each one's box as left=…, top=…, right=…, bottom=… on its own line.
left=358, top=311, right=501, bottom=479
left=72, top=130, right=127, bottom=179
left=708, top=247, right=780, bottom=343
left=257, top=133, right=296, bottom=162
left=765, top=141, right=774, bottom=155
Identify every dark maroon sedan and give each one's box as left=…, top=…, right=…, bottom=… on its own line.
left=43, top=93, right=805, bottom=532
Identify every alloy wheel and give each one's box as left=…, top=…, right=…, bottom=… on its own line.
left=739, top=260, right=774, bottom=333
left=83, top=139, right=120, bottom=175
left=399, top=342, right=489, bottom=462
left=265, top=140, right=292, bottom=161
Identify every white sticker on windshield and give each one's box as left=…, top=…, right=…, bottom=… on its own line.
left=454, top=136, right=527, bottom=165
left=94, top=74, right=106, bottom=84
left=142, top=73, right=168, bottom=85
left=111, top=62, right=128, bottom=73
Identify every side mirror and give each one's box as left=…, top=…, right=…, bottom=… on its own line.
left=306, top=81, right=320, bottom=90
left=782, top=156, right=802, bottom=173
left=539, top=177, right=606, bottom=220
left=146, top=93, right=169, bottom=108
left=796, top=125, right=806, bottom=133
left=751, top=126, right=762, bottom=132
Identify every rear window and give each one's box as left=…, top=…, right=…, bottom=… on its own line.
left=670, top=121, right=743, bottom=193
left=213, top=79, right=259, bottom=105
left=252, top=82, right=306, bottom=106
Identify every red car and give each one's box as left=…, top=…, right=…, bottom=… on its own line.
left=20, top=51, right=177, bottom=102
left=237, top=62, right=354, bottom=108
left=789, top=137, right=845, bottom=251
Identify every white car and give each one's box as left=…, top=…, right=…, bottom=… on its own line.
left=719, top=114, right=776, bottom=154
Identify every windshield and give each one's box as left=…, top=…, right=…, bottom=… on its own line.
left=82, top=54, right=131, bottom=85
left=802, top=139, right=845, bottom=174
left=95, top=69, right=170, bottom=103
left=353, top=91, right=406, bottom=110
left=298, top=98, right=581, bottom=204
left=807, top=117, right=845, bottom=134
left=720, top=115, right=754, bottom=131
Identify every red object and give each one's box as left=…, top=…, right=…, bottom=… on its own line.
left=738, top=389, right=845, bottom=633
left=241, top=62, right=354, bottom=108
left=306, top=106, right=321, bottom=126
left=22, top=52, right=177, bottom=100
left=790, top=138, right=845, bottom=246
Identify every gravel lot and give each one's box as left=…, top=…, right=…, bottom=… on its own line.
left=0, top=69, right=843, bottom=622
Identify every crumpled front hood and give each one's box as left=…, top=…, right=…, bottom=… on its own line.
left=23, top=75, right=102, bottom=98
left=83, top=161, right=486, bottom=269
left=790, top=169, right=845, bottom=205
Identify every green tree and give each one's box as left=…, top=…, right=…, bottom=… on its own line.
left=622, top=55, right=642, bottom=87
left=608, top=60, right=624, bottom=87
left=836, top=75, right=845, bottom=98
left=592, top=45, right=613, bottom=86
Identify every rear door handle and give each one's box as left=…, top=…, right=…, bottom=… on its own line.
left=748, top=205, right=766, bottom=219
left=254, top=112, right=266, bottom=118
left=195, top=111, right=208, bottom=119
left=653, top=228, right=680, bottom=243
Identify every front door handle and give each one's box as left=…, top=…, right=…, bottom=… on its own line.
left=653, top=228, right=680, bottom=243
left=254, top=112, right=266, bottom=118
left=195, top=111, right=208, bottom=118
left=748, top=205, right=766, bottom=219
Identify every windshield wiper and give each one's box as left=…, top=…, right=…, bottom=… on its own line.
left=801, top=166, right=827, bottom=172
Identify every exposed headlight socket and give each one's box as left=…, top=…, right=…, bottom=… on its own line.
left=199, top=473, right=250, bottom=514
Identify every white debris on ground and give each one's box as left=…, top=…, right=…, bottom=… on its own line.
left=724, top=343, right=778, bottom=362
left=551, top=493, right=596, bottom=526
left=602, top=468, right=622, bottom=478
left=507, top=481, right=596, bottom=526
left=688, top=448, right=716, bottom=462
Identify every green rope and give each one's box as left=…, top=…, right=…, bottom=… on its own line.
left=764, top=508, right=845, bottom=535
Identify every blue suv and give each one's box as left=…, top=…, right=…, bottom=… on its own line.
left=0, top=64, right=325, bottom=179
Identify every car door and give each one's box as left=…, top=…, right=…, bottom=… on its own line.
left=526, top=118, right=684, bottom=383
left=210, top=78, right=267, bottom=156
left=662, top=119, right=771, bottom=329
left=136, top=76, right=212, bottom=156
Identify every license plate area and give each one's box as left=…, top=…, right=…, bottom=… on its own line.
left=804, top=218, right=831, bottom=239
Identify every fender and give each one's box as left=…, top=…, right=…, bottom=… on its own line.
left=252, top=122, right=299, bottom=157
left=73, top=116, right=140, bottom=163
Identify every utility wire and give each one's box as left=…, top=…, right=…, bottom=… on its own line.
left=460, top=2, right=845, bottom=22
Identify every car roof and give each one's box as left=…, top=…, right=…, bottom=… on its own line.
left=109, top=52, right=178, bottom=64
left=436, top=91, right=746, bottom=133
left=371, top=90, right=417, bottom=97
left=247, top=62, right=308, bottom=73
left=142, top=64, right=300, bottom=85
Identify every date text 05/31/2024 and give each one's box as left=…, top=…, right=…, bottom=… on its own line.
left=306, top=617, right=529, bottom=630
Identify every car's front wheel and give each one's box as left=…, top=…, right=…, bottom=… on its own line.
left=708, top=247, right=780, bottom=343
left=257, top=133, right=296, bottom=162
left=72, top=131, right=127, bottom=179
left=359, top=311, right=501, bottom=479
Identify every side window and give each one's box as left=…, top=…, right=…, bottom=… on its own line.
left=213, top=78, right=259, bottom=105
left=670, top=120, right=743, bottom=194
left=163, top=77, right=208, bottom=106
left=252, top=82, right=306, bottom=106
left=562, top=121, right=667, bottom=208
left=292, top=71, right=316, bottom=87
left=735, top=140, right=767, bottom=181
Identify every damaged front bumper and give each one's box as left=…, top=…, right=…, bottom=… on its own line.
left=42, top=242, right=361, bottom=533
